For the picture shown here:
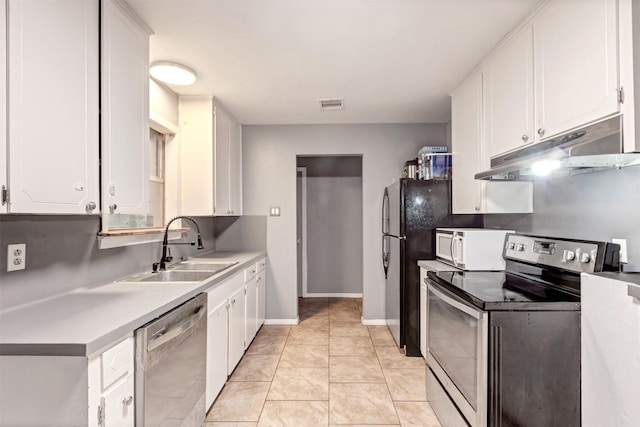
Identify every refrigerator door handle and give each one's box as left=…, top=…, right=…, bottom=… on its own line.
left=382, top=188, right=390, bottom=235
left=386, top=234, right=406, bottom=240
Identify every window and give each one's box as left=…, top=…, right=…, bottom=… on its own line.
left=104, top=128, right=167, bottom=231
left=149, top=128, right=165, bottom=228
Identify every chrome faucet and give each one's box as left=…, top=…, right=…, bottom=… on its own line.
left=153, top=216, right=204, bottom=272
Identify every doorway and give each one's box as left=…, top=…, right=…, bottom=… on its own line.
left=296, top=155, right=363, bottom=303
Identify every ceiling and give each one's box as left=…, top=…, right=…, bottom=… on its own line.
left=129, top=0, right=542, bottom=125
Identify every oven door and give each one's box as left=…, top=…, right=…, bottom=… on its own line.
left=426, top=279, right=487, bottom=427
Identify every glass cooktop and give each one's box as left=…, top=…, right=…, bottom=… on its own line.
left=427, top=270, right=581, bottom=311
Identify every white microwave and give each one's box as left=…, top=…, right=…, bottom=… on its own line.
left=435, top=228, right=514, bottom=271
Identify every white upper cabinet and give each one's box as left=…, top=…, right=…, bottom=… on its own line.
left=214, top=102, right=242, bottom=216
left=7, top=0, right=99, bottom=214
left=452, top=71, right=533, bottom=214
left=228, top=120, right=242, bottom=216
left=533, top=0, right=619, bottom=140
left=484, top=26, right=535, bottom=158
left=452, top=72, right=485, bottom=214
left=0, top=0, right=7, bottom=214
left=181, top=97, right=242, bottom=216
left=101, top=0, right=152, bottom=215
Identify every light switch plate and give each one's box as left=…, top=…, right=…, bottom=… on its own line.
left=7, top=243, right=26, bottom=272
left=612, top=238, right=628, bottom=263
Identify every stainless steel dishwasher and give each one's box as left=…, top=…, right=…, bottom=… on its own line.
left=135, top=293, right=207, bottom=427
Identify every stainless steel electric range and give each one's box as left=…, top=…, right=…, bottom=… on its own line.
left=424, top=233, right=620, bottom=427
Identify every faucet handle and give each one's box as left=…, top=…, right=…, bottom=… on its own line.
left=152, top=262, right=159, bottom=273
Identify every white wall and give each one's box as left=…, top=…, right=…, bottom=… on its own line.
left=242, top=124, right=447, bottom=322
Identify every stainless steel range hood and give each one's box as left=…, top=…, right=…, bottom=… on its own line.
left=475, top=116, right=640, bottom=181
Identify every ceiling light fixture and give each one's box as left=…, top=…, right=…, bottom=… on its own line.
left=150, top=61, right=197, bottom=85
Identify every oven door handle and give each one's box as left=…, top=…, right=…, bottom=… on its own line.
left=428, top=280, right=481, bottom=319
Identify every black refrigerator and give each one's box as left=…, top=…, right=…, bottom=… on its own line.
left=382, top=179, right=482, bottom=356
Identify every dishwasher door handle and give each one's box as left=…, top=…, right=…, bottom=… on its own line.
left=148, top=305, right=207, bottom=352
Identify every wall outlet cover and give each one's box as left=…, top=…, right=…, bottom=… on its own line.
left=7, top=243, right=26, bottom=272
left=612, top=238, right=628, bottom=264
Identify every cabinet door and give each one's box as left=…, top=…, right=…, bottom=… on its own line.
left=214, top=106, right=231, bottom=216
left=581, top=275, right=640, bottom=427
left=101, top=0, right=150, bottom=215
left=534, top=0, right=618, bottom=139
left=180, top=98, right=214, bottom=216
left=101, top=376, right=134, bottom=427
left=206, top=301, right=228, bottom=410
left=228, top=287, right=246, bottom=375
left=257, top=269, right=266, bottom=330
left=8, top=0, right=99, bottom=214
left=484, top=26, right=535, bottom=157
left=245, top=283, right=257, bottom=349
left=0, top=0, right=7, bottom=214
left=451, top=72, right=484, bottom=214
left=228, top=121, right=242, bottom=215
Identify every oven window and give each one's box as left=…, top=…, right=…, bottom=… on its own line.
left=437, top=234, right=453, bottom=259
left=428, top=287, right=479, bottom=409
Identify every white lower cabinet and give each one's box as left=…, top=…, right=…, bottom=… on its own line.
left=203, top=258, right=267, bottom=410
left=88, top=336, right=135, bottom=427
left=0, top=336, right=134, bottom=427
left=245, top=281, right=257, bottom=350
left=419, top=268, right=427, bottom=359
left=581, top=273, right=640, bottom=427
left=256, top=267, right=266, bottom=330
left=227, top=286, right=246, bottom=375
left=206, top=300, right=228, bottom=410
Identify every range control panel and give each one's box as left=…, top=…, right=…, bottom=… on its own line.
left=503, top=234, right=620, bottom=274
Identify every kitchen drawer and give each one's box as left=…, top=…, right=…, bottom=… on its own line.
left=244, top=264, right=257, bottom=283
left=256, top=257, right=266, bottom=273
left=101, top=337, right=133, bottom=391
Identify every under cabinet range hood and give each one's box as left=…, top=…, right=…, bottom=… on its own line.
left=475, top=116, right=640, bottom=181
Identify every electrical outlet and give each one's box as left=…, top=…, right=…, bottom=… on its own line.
left=7, top=244, right=26, bottom=272
left=612, top=238, right=628, bottom=264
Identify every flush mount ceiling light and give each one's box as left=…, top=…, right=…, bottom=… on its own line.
left=150, top=61, right=197, bottom=85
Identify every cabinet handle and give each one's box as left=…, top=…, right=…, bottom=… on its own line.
left=474, top=206, right=480, bottom=212
left=86, top=202, right=97, bottom=212
left=109, top=204, right=117, bottom=213
left=122, top=396, right=133, bottom=406
left=231, top=298, right=236, bottom=304
left=537, top=128, right=545, bottom=137
left=521, top=134, right=529, bottom=142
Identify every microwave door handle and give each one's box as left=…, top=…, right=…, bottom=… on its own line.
left=451, top=233, right=459, bottom=267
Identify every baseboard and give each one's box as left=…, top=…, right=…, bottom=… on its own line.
left=263, top=317, right=299, bottom=325
left=303, top=293, right=363, bottom=298
left=361, top=318, right=387, bottom=326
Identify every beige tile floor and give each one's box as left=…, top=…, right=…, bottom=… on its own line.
left=205, top=297, right=442, bottom=427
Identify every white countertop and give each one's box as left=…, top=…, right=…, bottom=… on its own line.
left=0, top=251, right=266, bottom=357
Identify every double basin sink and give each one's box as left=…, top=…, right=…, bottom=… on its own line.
left=121, top=261, right=238, bottom=283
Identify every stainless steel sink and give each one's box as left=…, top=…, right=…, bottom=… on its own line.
left=171, top=262, right=238, bottom=273
left=124, top=270, right=216, bottom=283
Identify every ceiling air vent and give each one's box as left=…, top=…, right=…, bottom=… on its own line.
left=319, top=98, right=344, bottom=111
